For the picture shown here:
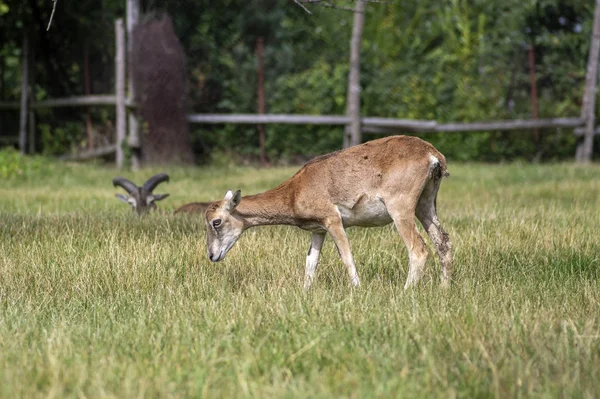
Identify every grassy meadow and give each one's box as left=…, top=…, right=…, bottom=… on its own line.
left=0, top=159, right=599, bottom=398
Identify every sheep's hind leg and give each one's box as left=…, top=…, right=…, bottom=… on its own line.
left=304, top=232, right=326, bottom=289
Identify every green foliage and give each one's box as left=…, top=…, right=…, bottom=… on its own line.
left=266, top=59, right=348, bottom=158
left=0, top=0, right=596, bottom=161
left=0, top=163, right=599, bottom=396
left=0, top=147, right=52, bottom=179
left=39, top=122, right=86, bottom=156
left=0, top=147, right=27, bottom=178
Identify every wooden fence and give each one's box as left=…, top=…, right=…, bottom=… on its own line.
left=2, top=0, right=599, bottom=167
left=1, top=0, right=142, bottom=168
left=187, top=114, right=587, bottom=134
left=0, top=19, right=133, bottom=168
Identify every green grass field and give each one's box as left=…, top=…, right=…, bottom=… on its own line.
left=0, top=160, right=599, bottom=398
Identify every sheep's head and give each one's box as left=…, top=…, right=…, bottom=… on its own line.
left=113, top=173, right=170, bottom=215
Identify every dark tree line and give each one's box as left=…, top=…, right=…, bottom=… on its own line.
left=0, top=0, right=597, bottom=162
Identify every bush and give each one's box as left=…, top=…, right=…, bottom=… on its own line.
left=0, top=147, right=54, bottom=180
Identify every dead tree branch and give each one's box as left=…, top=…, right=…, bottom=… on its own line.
left=294, top=0, right=313, bottom=14
left=46, top=0, right=58, bottom=31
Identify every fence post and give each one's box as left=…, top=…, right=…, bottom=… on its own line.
left=127, top=0, right=141, bottom=170
left=256, top=37, right=267, bottom=166
left=577, top=0, right=600, bottom=163
left=115, top=19, right=126, bottom=169
left=344, top=0, right=365, bottom=148
left=19, top=34, right=29, bottom=155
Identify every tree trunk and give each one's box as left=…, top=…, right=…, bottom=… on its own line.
left=131, top=15, right=194, bottom=165
left=344, top=0, right=365, bottom=149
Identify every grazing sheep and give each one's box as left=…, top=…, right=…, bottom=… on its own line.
left=113, top=173, right=170, bottom=215
left=204, top=136, right=451, bottom=289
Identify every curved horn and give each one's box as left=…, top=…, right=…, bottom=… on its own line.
left=142, top=173, right=170, bottom=192
left=112, top=177, right=139, bottom=194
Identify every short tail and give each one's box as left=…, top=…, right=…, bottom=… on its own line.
left=428, top=154, right=450, bottom=180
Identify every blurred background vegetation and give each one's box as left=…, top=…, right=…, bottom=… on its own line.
left=0, top=0, right=597, bottom=163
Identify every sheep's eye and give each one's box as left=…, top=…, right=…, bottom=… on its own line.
left=212, top=219, right=222, bottom=228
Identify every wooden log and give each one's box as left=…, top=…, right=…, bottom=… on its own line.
left=60, top=145, right=116, bottom=161
left=115, top=19, right=126, bottom=169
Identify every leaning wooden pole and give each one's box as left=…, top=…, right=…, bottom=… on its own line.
left=577, top=0, right=600, bottom=163
left=18, top=34, right=29, bottom=155
left=344, top=0, right=366, bottom=148
left=115, top=19, right=126, bottom=169
left=127, top=0, right=141, bottom=169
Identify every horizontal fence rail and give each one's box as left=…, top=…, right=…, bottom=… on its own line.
left=1, top=103, right=589, bottom=134
left=188, top=113, right=586, bottom=133
left=1, top=104, right=593, bottom=162
left=0, top=96, right=136, bottom=110
left=0, top=101, right=20, bottom=110
left=433, top=118, right=584, bottom=132
left=188, top=114, right=350, bottom=125
left=33, top=95, right=117, bottom=108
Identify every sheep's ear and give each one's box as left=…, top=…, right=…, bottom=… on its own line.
left=116, top=194, right=137, bottom=208
left=225, top=190, right=241, bottom=211
left=116, top=193, right=130, bottom=203
left=146, top=193, right=169, bottom=205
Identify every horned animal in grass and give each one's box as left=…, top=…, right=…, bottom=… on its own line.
left=204, top=135, right=452, bottom=289
left=113, top=173, right=170, bottom=215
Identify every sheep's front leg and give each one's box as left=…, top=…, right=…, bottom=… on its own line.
left=304, top=232, right=326, bottom=289
left=326, top=221, right=361, bottom=287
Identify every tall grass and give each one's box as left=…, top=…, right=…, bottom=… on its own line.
left=0, top=161, right=599, bottom=398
